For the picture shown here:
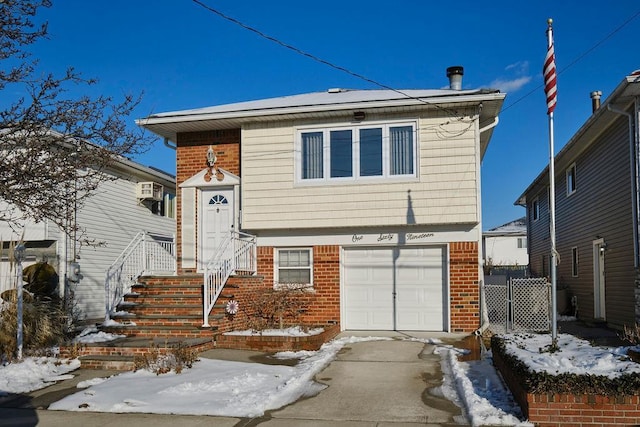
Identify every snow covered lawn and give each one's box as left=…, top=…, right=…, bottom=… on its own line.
left=1, top=331, right=637, bottom=426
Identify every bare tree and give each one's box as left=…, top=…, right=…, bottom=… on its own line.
left=0, top=0, right=152, bottom=236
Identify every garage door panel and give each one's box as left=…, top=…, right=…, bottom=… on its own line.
left=343, top=246, right=446, bottom=331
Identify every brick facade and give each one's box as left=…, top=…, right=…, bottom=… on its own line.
left=449, top=241, right=481, bottom=333
left=175, top=129, right=241, bottom=273
left=173, top=129, right=481, bottom=333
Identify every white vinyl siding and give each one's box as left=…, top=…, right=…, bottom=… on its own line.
left=71, top=178, right=175, bottom=319
left=241, top=110, right=480, bottom=230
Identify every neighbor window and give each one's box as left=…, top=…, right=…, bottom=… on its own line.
left=571, top=247, right=579, bottom=277
left=567, top=163, right=577, bottom=196
left=517, top=237, right=527, bottom=249
left=275, top=248, right=313, bottom=288
left=531, top=198, right=540, bottom=221
left=298, top=122, right=416, bottom=182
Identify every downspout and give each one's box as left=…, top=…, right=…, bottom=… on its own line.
left=607, top=102, right=639, bottom=268
left=164, top=137, right=177, bottom=150
left=474, top=114, right=500, bottom=335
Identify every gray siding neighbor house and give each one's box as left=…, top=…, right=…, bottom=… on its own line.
left=516, top=70, right=640, bottom=330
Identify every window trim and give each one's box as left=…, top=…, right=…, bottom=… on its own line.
left=532, top=197, right=540, bottom=222
left=517, top=237, right=527, bottom=249
left=274, top=247, right=314, bottom=289
left=566, top=163, right=577, bottom=196
left=295, top=120, right=418, bottom=185
left=571, top=246, right=579, bottom=277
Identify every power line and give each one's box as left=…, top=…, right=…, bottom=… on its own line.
left=190, top=0, right=471, bottom=121
left=502, top=9, right=640, bottom=113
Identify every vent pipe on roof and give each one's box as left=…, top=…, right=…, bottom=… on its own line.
left=446, top=66, right=464, bottom=90
left=590, top=91, right=602, bottom=113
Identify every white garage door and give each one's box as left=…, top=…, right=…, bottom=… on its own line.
left=343, top=246, right=446, bottom=331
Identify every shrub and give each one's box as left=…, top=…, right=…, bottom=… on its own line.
left=241, top=285, right=311, bottom=331
left=0, top=294, right=70, bottom=361
left=133, top=342, right=199, bottom=375
left=491, top=334, right=640, bottom=396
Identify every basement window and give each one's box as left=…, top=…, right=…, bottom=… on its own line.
left=274, top=248, right=313, bottom=289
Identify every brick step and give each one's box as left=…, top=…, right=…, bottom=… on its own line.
left=101, top=324, right=218, bottom=339
left=115, top=316, right=204, bottom=328
left=65, top=337, right=216, bottom=370
left=124, top=294, right=202, bottom=305
left=131, top=286, right=203, bottom=297
left=138, top=274, right=204, bottom=287
left=119, top=305, right=203, bottom=316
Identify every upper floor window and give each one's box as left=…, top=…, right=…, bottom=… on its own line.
left=298, top=122, right=417, bottom=183
left=151, top=193, right=176, bottom=218
left=531, top=198, right=540, bottom=222
left=566, top=163, right=577, bottom=196
left=517, top=237, right=527, bottom=249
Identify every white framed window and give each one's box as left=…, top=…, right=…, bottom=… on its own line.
left=571, top=246, right=579, bottom=277
left=517, top=237, right=527, bottom=249
left=566, top=163, right=577, bottom=196
left=531, top=198, right=540, bottom=222
left=297, top=121, right=417, bottom=183
left=275, top=248, right=313, bottom=288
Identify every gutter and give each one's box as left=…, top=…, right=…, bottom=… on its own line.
left=607, top=102, right=639, bottom=268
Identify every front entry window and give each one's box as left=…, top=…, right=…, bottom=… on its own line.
left=209, top=195, right=228, bottom=205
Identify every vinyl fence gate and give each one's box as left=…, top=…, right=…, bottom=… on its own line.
left=482, top=277, right=551, bottom=334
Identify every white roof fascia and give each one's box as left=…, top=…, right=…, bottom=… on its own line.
left=137, top=91, right=504, bottom=127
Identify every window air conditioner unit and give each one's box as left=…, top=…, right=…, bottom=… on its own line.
left=136, top=182, right=163, bottom=201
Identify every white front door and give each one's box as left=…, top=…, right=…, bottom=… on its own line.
left=593, top=239, right=606, bottom=320
left=200, top=188, right=234, bottom=270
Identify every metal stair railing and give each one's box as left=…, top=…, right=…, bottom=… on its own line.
left=203, top=230, right=256, bottom=327
left=105, top=231, right=176, bottom=322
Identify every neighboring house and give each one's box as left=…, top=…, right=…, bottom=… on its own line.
left=0, top=155, right=177, bottom=321
left=516, top=70, right=640, bottom=330
left=138, top=67, right=505, bottom=333
left=482, top=217, right=528, bottom=270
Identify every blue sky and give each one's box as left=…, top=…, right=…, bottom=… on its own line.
left=24, top=1, right=640, bottom=229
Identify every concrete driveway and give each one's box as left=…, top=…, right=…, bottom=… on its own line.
left=1, top=332, right=470, bottom=426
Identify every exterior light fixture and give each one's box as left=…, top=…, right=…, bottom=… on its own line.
left=206, top=145, right=217, bottom=167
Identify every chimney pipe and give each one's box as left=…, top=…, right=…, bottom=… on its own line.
left=447, top=66, right=464, bottom=90
left=590, top=90, right=602, bottom=113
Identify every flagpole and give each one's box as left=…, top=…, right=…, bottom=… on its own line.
left=545, top=18, right=558, bottom=346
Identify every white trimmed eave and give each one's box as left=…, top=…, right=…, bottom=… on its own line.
left=515, top=73, right=640, bottom=206
left=137, top=92, right=505, bottom=144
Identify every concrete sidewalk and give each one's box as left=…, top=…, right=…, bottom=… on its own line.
left=0, top=331, right=470, bottom=426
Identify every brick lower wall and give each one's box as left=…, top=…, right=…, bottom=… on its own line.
left=449, top=241, right=481, bottom=333
left=493, top=346, right=640, bottom=426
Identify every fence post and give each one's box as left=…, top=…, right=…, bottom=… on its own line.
left=14, top=244, right=25, bottom=360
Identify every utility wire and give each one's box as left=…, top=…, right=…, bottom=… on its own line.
left=502, top=9, right=640, bottom=113
left=190, top=0, right=471, bottom=121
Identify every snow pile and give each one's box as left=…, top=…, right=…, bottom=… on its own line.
left=0, top=357, right=80, bottom=395
left=224, top=326, right=324, bottom=336
left=502, top=333, right=640, bottom=377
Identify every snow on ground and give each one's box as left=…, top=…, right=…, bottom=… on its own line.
left=224, top=326, right=325, bottom=336
left=502, top=332, right=640, bottom=376
left=0, top=357, right=80, bottom=395
left=1, top=330, right=638, bottom=425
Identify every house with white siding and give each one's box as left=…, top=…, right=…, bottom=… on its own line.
left=134, top=67, right=505, bottom=335
left=0, top=156, right=176, bottom=321
left=516, top=70, right=640, bottom=330
left=482, top=217, right=528, bottom=270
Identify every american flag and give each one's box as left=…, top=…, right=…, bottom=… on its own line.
left=543, top=38, right=557, bottom=114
